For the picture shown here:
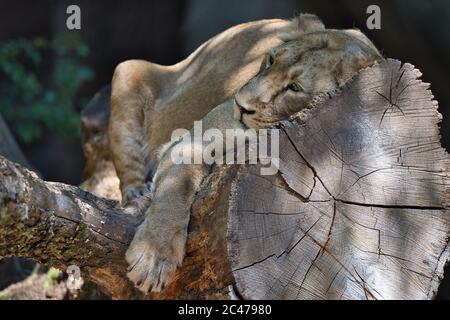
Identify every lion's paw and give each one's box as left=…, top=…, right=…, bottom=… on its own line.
left=123, top=182, right=153, bottom=202
left=122, top=182, right=153, bottom=214
left=125, top=225, right=186, bottom=293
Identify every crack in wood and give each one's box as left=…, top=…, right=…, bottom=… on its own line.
left=232, top=253, right=276, bottom=273
left=295, top=247, right=322, bottom=299
left=353, top=266, right=380, bottom=300
left=335, top=198, right=447, bottom=211
left=281, top=127, right=334, bottom=198
left=277, top=216, right=323, bottom=258
left=321, top=201, right=336, bottom=256
left=377, top=67, right=415, bottom=127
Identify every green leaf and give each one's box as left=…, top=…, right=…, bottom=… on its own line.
left=0, top=36, right=94, bottom=144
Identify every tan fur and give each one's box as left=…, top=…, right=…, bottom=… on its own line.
left=109, top=17, right=308, bottom=203
left=234, top=29, right=382, bottom=129
left=109, top=14, right=382, bottom=293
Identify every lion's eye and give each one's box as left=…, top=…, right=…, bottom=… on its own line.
left=266, top=55, right=274, bottom=69
left=287, top=82, right=302, bottom=92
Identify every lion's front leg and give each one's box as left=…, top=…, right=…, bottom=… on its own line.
left=109, top=59, right=162, bottom=207
left=125, top=163, right=207, bottom=293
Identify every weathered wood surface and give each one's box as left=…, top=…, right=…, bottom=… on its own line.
left=228, top=59, right=450, bottom=300
left=0, top=156, right=140, bottom=298
left=0, top=155, right=237, bottom=299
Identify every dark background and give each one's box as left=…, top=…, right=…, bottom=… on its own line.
left=0, top=0, right=449, bottom=298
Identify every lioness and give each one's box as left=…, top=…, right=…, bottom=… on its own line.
left=109, top=14, right=382, bottom=293
left=110, top=14, right=323, bottom=204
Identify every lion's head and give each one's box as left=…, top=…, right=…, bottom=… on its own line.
left=234, top=15, right=382, bottom=128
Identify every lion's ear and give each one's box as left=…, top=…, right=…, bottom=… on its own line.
left=281, top=13, right=325, bottom=42
left=297, top=13, right=325, bottom=34
left=336, top=43, right=380, bottom=86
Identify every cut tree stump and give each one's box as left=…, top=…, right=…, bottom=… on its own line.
left=228, top=59, right=450, bottom=299
left=0, top=59, right=449, bottom=299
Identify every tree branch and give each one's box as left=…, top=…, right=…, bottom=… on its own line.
left=0, top=154, right=236, bottom=299
left=0, top=156, right=140, bottom=298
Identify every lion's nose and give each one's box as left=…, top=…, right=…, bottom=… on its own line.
left=235, top=99, right=255, bottom=115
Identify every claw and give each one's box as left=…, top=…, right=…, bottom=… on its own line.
left=127, top=251, right=144, bottom=272
left=125, top=225, right=187, bottom=294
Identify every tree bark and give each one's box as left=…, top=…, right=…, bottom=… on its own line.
left=0, top=156, right=138, bottom=298
left=0, top=114, right=36, bottom=290
left=0, top=155, right=237, bottom=299
left=0, top=59, right=449, bottom=300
